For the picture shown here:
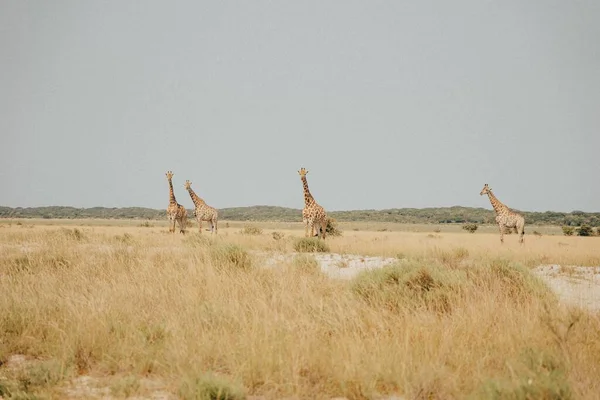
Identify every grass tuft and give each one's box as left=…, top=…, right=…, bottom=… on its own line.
left=293, top=237, right=330, bottom=253
left=209, top=243, right=253, bottom=271
left=179, top=373, right=246, bottom=400
left=291, top=254, right=321, bottom=275
left=240, top=225, right=263, bottom=235
left=351, top=261, right=463, bottom=314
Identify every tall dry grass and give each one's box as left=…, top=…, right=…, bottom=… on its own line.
left=0, top=223, right=599, bottom=399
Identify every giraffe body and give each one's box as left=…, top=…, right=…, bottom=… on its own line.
left=165, top=171, right=187, bottom=234
left=184, top=180, right=218, bottom=234
left=298, top=167, right=328, bottom=240
left=480, top=184, right=525, bottom=244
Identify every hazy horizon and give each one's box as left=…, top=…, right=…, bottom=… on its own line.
left=2, top=1, right=599, bottom=213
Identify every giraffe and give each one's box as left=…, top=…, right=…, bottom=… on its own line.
left=184, top=180, right=218, bottom=234
left=165, top=171, right=188, bottom=234
left=480, top=183, right=525, bottom=244
left=298, top=167, right=328, bottom=239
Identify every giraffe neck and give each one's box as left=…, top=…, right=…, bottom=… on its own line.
left=168, top=179, right=177, bottom=204
left=487, top=191, right=509, bottom=215
left=301, top=176, right=315, bottom=207
left=187, top=187, right=206, bottom=207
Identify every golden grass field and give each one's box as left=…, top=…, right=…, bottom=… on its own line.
left=1, top=218, right=599, bottom=399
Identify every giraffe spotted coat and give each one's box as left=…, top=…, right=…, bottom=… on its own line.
left=184, top=180, right=218, bottom=234
left=165, top=171, right=187, bottom=234
left=298, top=167, right=328, bottom=239
left=480, top=183, right=525, bottom=244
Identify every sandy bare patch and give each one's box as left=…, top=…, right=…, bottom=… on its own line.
left=257, top=251, right=397, bottom=279
left=259, top=252, right=600, bottom=312
left=533, top=264, right=600, bottom=311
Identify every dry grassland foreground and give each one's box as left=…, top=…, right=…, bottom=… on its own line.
left=1, top=220, right=600, bottom=400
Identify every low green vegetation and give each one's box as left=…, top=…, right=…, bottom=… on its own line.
left=2, top=205, right=599, bottom=226
left=462, top=223, right=478, bottom=233
left=293, top=237, right=330, bottom=253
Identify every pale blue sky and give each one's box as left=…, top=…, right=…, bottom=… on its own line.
left=1, top=1, right=599, bottom=212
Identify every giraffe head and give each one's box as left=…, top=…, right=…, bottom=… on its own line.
left=298, top=167, right=309, bottom=178
left=480, top=183, right=492, bottom=196
left=184, top=180, right=192, bottom=190
left=166, top=171, right=174, bottom=181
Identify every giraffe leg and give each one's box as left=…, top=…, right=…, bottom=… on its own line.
left=320, top=221, right=327, bottom=240
left=519, top=224, right=525, bottom=244
left=177, top=218, right=186, bottom=234
left=198, top=220, right=202, bottom=234
left=212, top=219, right=218, bottom=235
left=170, top=218, right=176, bottom=233
left=304, top=220, right=310, bottom=237
left=498, top=224, right=504, bottom=244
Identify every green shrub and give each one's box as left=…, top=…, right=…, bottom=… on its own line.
left=351, top=262, right=464, bottom=314
left=562, top=226, right=574, bottom=236
left=324, top=217, right=342, bottom=237
left=462, top=223, right=478, bottom=233
left=293, top=237, right=330, bottom=253
left=210, top=244, right=252, bottom=271
left=484, top=259, right=553, bottom=304
left=476, top=348, right=572, bottom=400
left=577, top=224, right=593, bottom=237
left=14, top=360, right=67, bottom=395
left=179, top=372, right=245, bottom=400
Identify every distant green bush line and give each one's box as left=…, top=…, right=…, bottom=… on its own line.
left=1, top=205, right=599, bottom=227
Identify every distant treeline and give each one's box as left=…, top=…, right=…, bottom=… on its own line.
left=1, top=205, right=599, bottom=227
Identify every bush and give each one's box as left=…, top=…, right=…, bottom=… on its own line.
left=209, top=244, right=252, bottom=271
left=486, top=259, right=552, bottom=303
left=351, top=259, right=552, bottom=315
left=324, top=217, right=342, bottom=237
left=311, top=218, right=343, bottom=238
left=240, top=224, right=262, bottom=235
left=462, top=223, right=478, bottom=233
left=293, top=237, right=330, bottom=253
left=351, top=262, right=463, bottom=314
left=562, top=226, right=574, bottom=236
left=271, top=231, right=285, bottom=241
left=577, top=224, right=593, bottom=237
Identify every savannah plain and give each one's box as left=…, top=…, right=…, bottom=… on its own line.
left=1, top=219, right=599, bottom=400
